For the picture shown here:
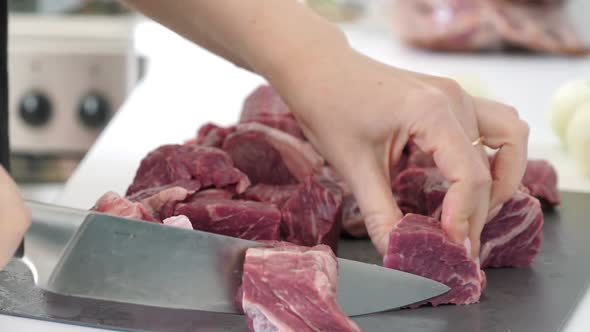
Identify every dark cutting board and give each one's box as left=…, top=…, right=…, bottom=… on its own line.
left=1, top=192, right=589, bottom=332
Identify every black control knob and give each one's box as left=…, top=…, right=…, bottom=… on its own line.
left=19, top=91, right=52, bottom=127
left=78, top=93, right=110, bottom=128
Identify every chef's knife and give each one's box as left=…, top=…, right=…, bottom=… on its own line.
left=16, top=201, right=449, bottom=317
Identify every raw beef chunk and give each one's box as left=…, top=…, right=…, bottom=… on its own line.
left=384, top=214, right=486, bottom=306
left=521, top=159, right=560, bottom=207
left=393, top=168, right=448, bottom=218
left=174, top=198, right=281, bottom=241
left=162, top=215, right=193, bottom=229
left=480, top=191, right=544, bottom=268
left=241, top=244, right=361, bottom=332
left=240, top=85, right=291, bottom=121
left=243, top=113, right=306, bottom=140
left=222, top=123, right=323, bottom=185
left=406, top=144, right=436, bottom=169
left=242, top=184, right=299, bottom=208
left=92, top=192, right=157, bottom=223
left=191, top=188, right=234, bottom=200
left=240, top=85, right=306, bottom=139
left=126, top=144, right=250, bottom=196
left=318, top=166, right=350, bottom=191
left=126, top=180, right=201, bottom=201
left=340, top=194, right=367, bottom=238
left=392, top=167, right=545, bottom=269
left=281, top=176, right=343, bottom=253
left=127, top=183, right=198, bottom=221
left=194, top=123, right=236, bottom=148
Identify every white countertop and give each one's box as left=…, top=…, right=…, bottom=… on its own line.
left=3, top=19, right=590, bottom=331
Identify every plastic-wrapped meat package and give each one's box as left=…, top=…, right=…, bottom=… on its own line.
left=487, top=0, right=587, bottom=55
left=392, top=0, right=587, bottom=55
left=392, top=0, right=502, bottom=51
left=503, top=0, right=565, bottom=5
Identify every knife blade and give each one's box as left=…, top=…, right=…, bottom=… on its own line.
left=20, top=201, right=449, bottom=316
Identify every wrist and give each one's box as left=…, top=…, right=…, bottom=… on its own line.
left=245, top=9, right=351, bottom=92
left=258, top=28, right=353, bottom=115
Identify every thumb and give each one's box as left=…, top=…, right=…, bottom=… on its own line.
left=342, top=152, right=404, bottom=256
left=0, top=167, right=31, bottom=268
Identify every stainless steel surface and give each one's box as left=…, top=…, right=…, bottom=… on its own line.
left=19, top=202, right=445, bottom=316
left=337, top=259, right=449, bottom=316
left=2, top=192, right=590, bottom=331
left=23, top=201, right=88, bottom=287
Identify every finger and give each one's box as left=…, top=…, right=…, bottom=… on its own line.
left=473, top=97, right=529, bottom=209
left=0, top=167, right=31, bottom=268
left=412, top=110, right=491, bottom=258
left=341, top=149, right=404, bottom=256
left=420, top=75, right=491, bottom=168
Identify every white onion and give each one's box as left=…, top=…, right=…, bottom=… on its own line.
left=566, top=102, right=590, bottom=177
left=548, top=79, right=590, bottom=145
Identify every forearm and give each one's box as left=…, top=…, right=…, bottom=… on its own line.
left=122, top=0, right=349, bottom=84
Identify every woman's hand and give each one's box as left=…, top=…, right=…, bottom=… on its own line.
left=0, top=166, right=31, bottom=269
left=273, top=48, right=529, bottom=258
left=120, top=0, right=528, bottom=258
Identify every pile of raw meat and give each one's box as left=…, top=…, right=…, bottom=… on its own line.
left=92, top=85, right=559, bottom=331
left=392, top=0, right=587, bottom=55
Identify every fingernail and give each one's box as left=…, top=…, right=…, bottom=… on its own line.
left=463, top=238, right=472, bottom=254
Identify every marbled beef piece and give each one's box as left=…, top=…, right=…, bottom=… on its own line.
left=162, top=215, right=193, bottom=230
left=384, top=214, right=487, bottom=306
left=242, top=184, right=299, bottom=208
left=340, top=194, right=367, bottom=238
left=241, top=244, right=361, bottom=332
left=521, top=159, right=560, bottom=207
left=480, top=191, right=544, bottom=268
left=92, top=191, right=158, bottom=223
left=222, top=123, right=323, bottom=185
left=174, top=198, right=281, bottom=241
left=392, top=167, right=545, bottom=269
left=240, top=85, right=306, bottom=140
left=193, top=123, right=236, bottom=148
left=281, top=175, right=343, bottom=253
left=392, top=167, right=448, bottom=218
left=126, top=144, right=250, bottom=196
left=240, top=85, right=291, bottom=121
left=126, top=182, right=200, bottom=220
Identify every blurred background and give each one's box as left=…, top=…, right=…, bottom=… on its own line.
left=8, top=0, right=137, bottom=200
left=6, top=0, right=590, bottom=206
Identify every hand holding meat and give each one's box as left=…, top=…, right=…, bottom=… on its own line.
left=271, top=47, right=529, bottom=258
left=0, top=167, right=31, bottom=268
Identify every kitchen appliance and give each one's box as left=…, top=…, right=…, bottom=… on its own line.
left=8, top=13, right=137, bottom=182
left=13, top=201, right=448, bottom=317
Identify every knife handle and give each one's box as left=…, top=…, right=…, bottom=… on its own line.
left=14, top=240, right=24, bottom=259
